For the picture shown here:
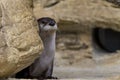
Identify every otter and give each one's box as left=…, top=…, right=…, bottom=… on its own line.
left=15, top=17, right=57, bottom=79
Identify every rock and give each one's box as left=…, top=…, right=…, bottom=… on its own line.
left=33, top=0, right=120, bottom=32
left=106, top=0, right=120, bottom=6
left=0, top=0, right=43, bottom=77
left=1, top=0, right=120, bottom=78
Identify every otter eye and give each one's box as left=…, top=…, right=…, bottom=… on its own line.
left=49, top=21, right=55, bottom=26
left=41, top=21, right=46, bottom=24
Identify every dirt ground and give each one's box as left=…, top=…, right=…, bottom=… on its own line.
left=53, top=50, right=120, bottom=79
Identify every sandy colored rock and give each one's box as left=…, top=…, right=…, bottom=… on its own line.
left=33, top=0, right=120, bottom=32
left=0, top=0, right=43, bottom=77
left=0, top=0, right=119, bottom=78
left=32, top=0, right=120, bottom=79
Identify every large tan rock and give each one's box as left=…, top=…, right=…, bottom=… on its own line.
left=0, top=0, right=43, bottom=77
left=33, top=0, right=120, bottom=32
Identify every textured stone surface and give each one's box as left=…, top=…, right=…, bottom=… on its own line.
left=0, top=0, right=120, bottom=78
left=32, top=0, right=120, bottom=79
left=0, top=0, right=43, bottom=77
left=33, top=0, right=120, bottom=32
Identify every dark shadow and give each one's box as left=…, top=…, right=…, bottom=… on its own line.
left=92, top=28, right=120, bottom=53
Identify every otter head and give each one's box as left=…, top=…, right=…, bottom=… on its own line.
left=37, top=17, right=57, bottom=33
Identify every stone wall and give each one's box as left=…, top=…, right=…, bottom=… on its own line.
left=32, top=0, right=120, bottom=78
left=33, top=0, right=120, bottom=32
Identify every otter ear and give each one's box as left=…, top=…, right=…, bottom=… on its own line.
left=37, top=19, right=41, bottom=24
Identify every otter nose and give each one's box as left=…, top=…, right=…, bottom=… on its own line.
left=49, top=21, right=55, bottom=26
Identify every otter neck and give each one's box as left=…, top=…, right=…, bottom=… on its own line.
left=40, top=31, right=56, bottom=54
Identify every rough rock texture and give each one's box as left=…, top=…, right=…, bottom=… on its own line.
left=32, top=0, right=120, bottom=79
left=33, top=0, right=120, bottom=32
left=0, top=0, right=120, bottom=79
left=33, top=0, right=120, bottom=66
left=0, top=0, right=43, bottom=77
left=106, top=0, right=120, bottom=6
